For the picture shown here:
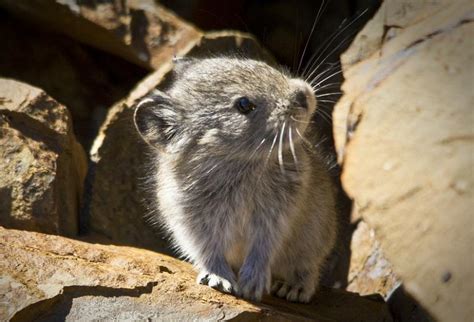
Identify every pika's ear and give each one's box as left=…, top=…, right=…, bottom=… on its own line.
left=133, top=91, right=181, bottom=149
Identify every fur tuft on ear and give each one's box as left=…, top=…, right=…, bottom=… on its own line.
left=133, top=91, right=180, bottom=149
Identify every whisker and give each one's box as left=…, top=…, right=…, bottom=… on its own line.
left=315, top=109, right=332, bottom=125
left=294, top=126, right=314, bottom=149
left=278, top=121, right=287, bottom=174
left=234, top=135, right=268, bottom=181
left=304, top=31, right=357, bottom=83
left=312, top=69, right=343, bottom=89
left=302, top=8, right=369, bottom=80
left=258, top=131, right=279, bottom=183
left=288, top=124, right=298, bottom=171
left=316, top=108, right=333, bottom=119
left=318, top=99, right=338, bottom=104
left=315, top=82, right=341, bottom=93
left=253, top=137, right=267, bottom=156
left=264, top=132, right=279, bottom=169
left=316, top=92, right=342, bottom=98
left=314, top=136, right=329, bottom=150
left=290, top=115, right=315, bottom=124
left=296, top=0, right=327, bottom=75
left=310, top=65, right=341, bottom=90
left=309, top=63, right=339, bottom=83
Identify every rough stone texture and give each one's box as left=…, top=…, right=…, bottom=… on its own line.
left=0, top=79, right=87, bottom=236
left=347, top=220, right=399, bottom=298
left=334, top=1, right=474, bottom=321
left=0, top=227, right=393, bottom=321
left=87, top=31, right=274, bottom=253
left=0, top=0, right=201, bottom=70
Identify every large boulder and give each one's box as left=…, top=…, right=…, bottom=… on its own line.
left=0, top=226, right=393, bottom=321
left=334, top=1, right=474, bottom=321
left=87, top=31, right=274, bottom=253
left=0, top=78, right=87, bottom=236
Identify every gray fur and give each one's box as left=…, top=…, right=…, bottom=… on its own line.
left=134, top=57, right=337, bottom=302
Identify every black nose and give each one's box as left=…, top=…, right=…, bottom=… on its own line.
left=293, top=91, right=308, bottom=110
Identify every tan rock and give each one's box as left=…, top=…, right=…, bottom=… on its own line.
left=0, top=0, right=201, bottom=69
left=334, top=1, right=474, bottom=321
left=0, top=227, right=392, bottom=321
left=0, top=79, right=87, bottom=236
left=87, top=31, right=273, bottom=253
left=347, top=220, right=399, bottom=298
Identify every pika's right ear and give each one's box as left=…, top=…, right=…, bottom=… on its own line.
left=133, top=91, right=180, bottom=149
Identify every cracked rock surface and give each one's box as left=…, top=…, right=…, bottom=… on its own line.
left=0, top=227, right=392, bottom=321
left=334, top=1, right=474, bottom=321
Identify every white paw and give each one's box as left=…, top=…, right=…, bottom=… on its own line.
left=271, top=281, right=315, bottom=303
left=197, top=271, right=236, bottom=294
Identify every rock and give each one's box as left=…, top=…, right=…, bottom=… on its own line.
left=0, top=79, right=87, bottom=236
left=0, top=0, right=201, bottom=70
left=334, top=1, right=474, bottom=321
left=0, top=227, right=393, bottom=321
left=0, top=11, right=146, bottom=148
left=87, top=31, right=273, bottom=253
left=347, top=220, right=399, bottom=298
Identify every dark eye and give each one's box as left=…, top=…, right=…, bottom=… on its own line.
left=235, top=97, right=256, bottom=114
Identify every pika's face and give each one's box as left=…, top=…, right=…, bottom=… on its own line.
left=135, top=58, right=317, bottom=159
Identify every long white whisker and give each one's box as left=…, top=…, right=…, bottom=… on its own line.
left=290, top=115, right=315, bottom=124
left=264, top=132, right=279, bottom=169
left=315, top=109, right=332, bottom=125
left=303, top=8, right=369, bottom=80
left=305, top=32, right=356, bottom=83
left=312, top=69, right=343, bottom=89
left=318, top=99, right=338, bottom=104
left=278, top=121, right=287, bottom=174
left=296, top=0, right=326, bottom=75
left=310, top=65, right=340, bottom=89
left=316, top=92, right=342, bottom=98
left=258, top=131, right=279, bottom=183
left=253, top=137, right=267, bottom=156
left=294, top=126, right=316, bottom=153
left=301, top=14, right=350, bottom=78
left=315, top=82, right=341, bottom=92
left=234, top=136, right=268, bottom=181
left=288, top=124, right=298, bottom=171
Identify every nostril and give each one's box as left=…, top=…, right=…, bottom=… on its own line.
left=294, top=91, right=308, bottom=110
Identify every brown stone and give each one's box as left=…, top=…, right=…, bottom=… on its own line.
left=0, top=78, right=87, bottom=236
left=0, top=227, right=393, bottom=321
left=334, top=1, right=474, bottom=321
left=347, top=220, right=399, bottom=298
left=0, top=0, right=201, bottom=70
left=87, top=31, right=274, bottom=253
left=0, top=12, right=146, bottom=148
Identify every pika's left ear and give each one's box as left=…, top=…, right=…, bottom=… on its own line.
left=133, top=91, right=181, bottom=149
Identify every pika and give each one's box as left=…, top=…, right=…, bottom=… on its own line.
left=134, top=57, right=337, bottom=303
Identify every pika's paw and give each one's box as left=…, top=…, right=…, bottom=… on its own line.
left=197, top=270, right=236, bottom=294
left=237, top=266, right=271, bottom=301
left=271, top=281, right=315, bottom=303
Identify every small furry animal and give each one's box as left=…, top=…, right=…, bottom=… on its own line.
left=134, top=57, right=337, bottom=303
